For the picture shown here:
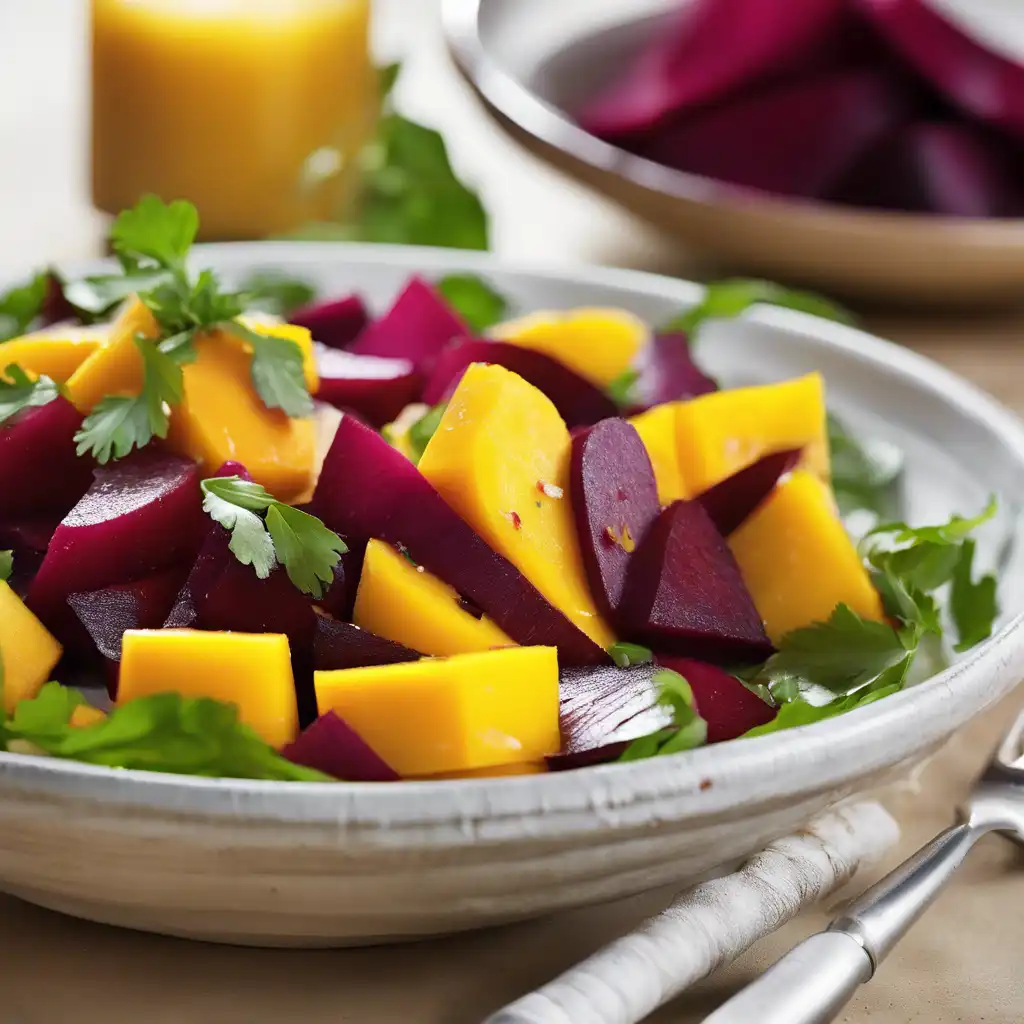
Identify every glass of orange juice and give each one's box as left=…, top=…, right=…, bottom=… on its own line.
left=91, top=0, right=378, bottom=239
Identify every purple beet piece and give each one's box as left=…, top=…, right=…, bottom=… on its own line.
left=281, top=711, right=399, bottom=781
left=635, top=68, right=912, bottom=200
left=0, top=396, right=96, bottom=518
left=658, top=657, right=776, bottom=741
left=290, top=293, right=369, bottom=351
left=313, top=616, right=420, bottom=671
left=315, top=346, right=423, bottom=428
left=39, top=273, right=81, bottom=327
left=571, top=419, right=661, bottom=624
left=546, top=664, right=674, bottom=770
left=313, top=415, right=609, bottom=666
left=0, top=512, right=62, bottom=594
left=697, top=449, right=801, bottom=537
left=628, top=333, right=718, bottom=412
left=422, top=340, right=619, bottom=429
left=620, top=500, right=772, bottom=664
left=27, top=452, right=206, bottom=644
left=315, top=541, right=366, bottom=622
left=349, top=277, right=466, bottom=371
left=214, top=460, right=253, bottom=481
left=579, top=0, right=860, bottom=138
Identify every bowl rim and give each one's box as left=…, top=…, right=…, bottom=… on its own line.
left=3, top=239, right=1024, bottom=825
left=441, top=0, right=1024, bottom=236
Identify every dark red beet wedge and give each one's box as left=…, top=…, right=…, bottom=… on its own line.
left=0, top=512, right=62, bottom=592
left=546, top=664, right=674, bottom=770
left=315, top=346, right=422, bottom=428
left=290, top=293, right=369, bottom=351
left=620, top=500, right=772, bottom=664
left=0, top=396, right=95, bottom=518
left=314, top=542, right=366, bottom=622
left=657, top=656, right=776, bottom=741
left=349, top=277, right=466, bottom=371
left=422, top=340, right=618, bottom=429
left=628, top=333, right=718, bottom=412
left=313, top=616, right=420, bottom=671
left=697, top=448, right=801, bottom=537
left=571, top=418, right=661, bottom=624
left=313, top=415, right=609, bottom=665
left=282, top=711, right=400, bottom=781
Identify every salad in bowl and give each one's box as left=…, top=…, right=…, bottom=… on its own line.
left=0, top=197, right=1001, bottom=785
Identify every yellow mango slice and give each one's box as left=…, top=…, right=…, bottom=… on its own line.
left=629, top=404, right=688, bottom=505
left=0, top=582, right=63, bottom=714
left=675, top=373, right=828, bottom=496
left=119, top=629, right=298, bottom=748
left=0, top=325, right=109, bottom=383
left=65, top=296, right=161, bottom=412
left=354, top=539, right=515, bottom=657
left=166, top=331, right=315, bottom=503
left=729, top=470, right=883, bottom=641
left=418, top=363, right=615, bottom=650
left=314, top=647, right=560, bottom=776
left=70, top=705, right=107, bottom=728
left=489, top=307, right=646, bottom=388
left=235, top=314, right=319, bottom=393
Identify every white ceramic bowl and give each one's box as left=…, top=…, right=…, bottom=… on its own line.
left=1, top=242, right=1023, bottom=947
left=443, top=0, right=1024, bottom=305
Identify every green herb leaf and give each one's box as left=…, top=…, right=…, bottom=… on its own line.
left=744, top=682, right=903, bottom=738
left=201, top=477, right=278, bottom=579
left=950, top=539, right=998, bottom=652
left=436, top=274, right=508, bottom=332
left=0, top=365, right=60, bottom=426
left=828, top=413, right=904, bottom=518
left=238, top=271, right=317, bottom=318
left=265, top=503, right=347, bottom=601
left=865, top=496, right=998, bottom=549
left=608, top=642, right=654, bottom=668
left=407, top=402, right=447, bottom=465
left=663, top=279, right=854, bottom=338
left=618, top=669, right=708, bottom=760
left=0, top=272, right=48, bottom=341
left=0, top=550, right=12, bottom=582
left=110, top=194, right=199, bottom=270
left=10, top=680, right=83, bottom=736
left=606, top=368, right=640, bottom=409
left=224, top=321, right=314, bottom=418
left=63, top=269, right=175, bottom=319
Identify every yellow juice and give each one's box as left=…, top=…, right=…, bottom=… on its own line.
left=91, top=0, right=377, bottom=239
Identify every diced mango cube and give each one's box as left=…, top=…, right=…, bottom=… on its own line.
left=166, top=331, right=315, bottom=503
left=315, top=647, right=560, bottom=776
left=354, top=539, right=515, bottom=657
left=235, top=315, right=319, bottom=394
left=489, top=307, right=647, bottom=388
left=0, top=325, right=109, bottom=383
left=418, top=364, right=615, bottom=650
left=729, top=470, right=883, bottom=641
left=70, top=704, right=108, bottom=728
left=65, top=296, right=161, bottom=412
left=675, top=374, right=828, bottom=496
left=629, top=404, right=688, bottom=505
left=119, top=629, right=298, bottom=748
left=0, top=582, right=63, bottom=714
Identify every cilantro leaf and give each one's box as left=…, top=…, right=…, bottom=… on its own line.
left=407, top=402, right=447, bottom=464
left=63, top=269, right=174, bottom=320
left=0, top=550, right=12, bottom=582
left=0, top=365, right=60, bottom=426
left=608, top=642, right=654, bottom=668
left=110, top=194, right=199, bottom=270
left=265, top=503, right=347, bottom=600
left=379, top=61, right=401, bottom=102
left=828, top=413, right=904, bottom=519
left=606, top=368, right=640, bottom=409
left=11, top=680, right=83, bottom=735
left=865, top=496, right=998, bottom=549
left=224, top=321, right=314, bottom=418
left=950, top=539, right=998, bottom=652
left=436, top=274, right=508, bottom=332
left=201, top=477, right=278, bottom=579
left=0, top=272, right=48, bottom=342
left=663, top=279, right=854, bottom=337
left=618, top=669, right=708, bottom=760
left=744, top=682, right=903, bottom=738
left=238, top=271, right=317, bottom=318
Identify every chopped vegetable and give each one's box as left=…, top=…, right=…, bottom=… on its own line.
left=291, top=293, right=369, bottom=351
left=0, top=273, right=48, bottom=343
left=281, top=711, right=399, bottom=782
left=629, top=333, right=718, bottom=409
left=435, top=274, right=508, bottom=332
left=312, top=617, right=420, bottom=673
left=0, top=324, right=107, bottom=383
left=607, top=642, right=654, bottom=669
left=697, top=448, right=801, bottom=536
left=618, top=669, right=708, bottom=761
left=0, top=365, right=60, bottom=427
left=0, top=580, right=62, bottom=713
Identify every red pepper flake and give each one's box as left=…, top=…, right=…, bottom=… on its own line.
left=699, top=778, right=713, bottom=792
left=507, top=510, right=522, bottom=530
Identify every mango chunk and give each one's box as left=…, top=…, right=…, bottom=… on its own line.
left=119, top=629, right=298, bottom=748
left=353, top=539, right=515, bottom=657
left=675, top=374, right=828, bottom=497
left=65, top=296, right=160, bottom=412
left=0, top=325, right=109, bottom=383
left=70, top=704, right=107, bottom=728
left=489, top=308, right=646, bottom=388
left=236, top=315, right=319, bottom=394
left=166, top=331, right=315, bottom=503
left=629, top=404, right=688, bottom=505
left=729, top=470, right=883, bottom=641
left=0, top=582, right=63, bottom=714
left=418, top=364, right=615, bottom=650
left=314, top=647, right=560, bottom=776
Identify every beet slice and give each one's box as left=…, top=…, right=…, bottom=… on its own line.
left=27, top=452, right=206, bottom=644
left=315, top=542, right=366, bottom=622
left=0, top=396, right=95, bottom=518
left=313, top=616, right=420, bottom=671
left=546, top=664, right=674, bottom=770
left=0, top=512, right=62, bottom=592
left=39, top=272, right=81, bottom=327
left=656, top=657, right=776, bottom=741
left=697, top=449, right=801, bottom=537
left=315, top=346, right=423, bottom=428
left=281, top=711, right=399, bottom=781
left=628, top=333, right=718, bottom=412
left=421, top=340, right=619, bottom=429
left=349, top=277, right=466, bottom=371
left=579, top=0, right=860, bottom=138
left=634, top=68, right=912, bottom=200
left=290, top=293, right=368, bottom=350
left=571, top=418, right=661, bottom=625
left=313, top=415, right=609, bottom=665
left=620, top=500, right=772, bottom=664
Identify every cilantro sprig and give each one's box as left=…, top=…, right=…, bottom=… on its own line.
left=436, top=274, right=507, bottom=332
left=0, top=273, right=48, bottom=342
left=406, top=402, right=447, bottom=465
left=828, top=412, right=904, bottom=519
left=0, top=364, right=60, bottom=426
left=608, top=641, right=654, bottom=669
left=618, top=669, right=708, bottom=760
left=201, top=476, right=347, bottom=599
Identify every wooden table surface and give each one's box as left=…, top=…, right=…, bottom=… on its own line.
left=1, top=1, right=1023, bottom=1021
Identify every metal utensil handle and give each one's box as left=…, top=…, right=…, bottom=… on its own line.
left=703, top=823, right=987, bottom=1024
